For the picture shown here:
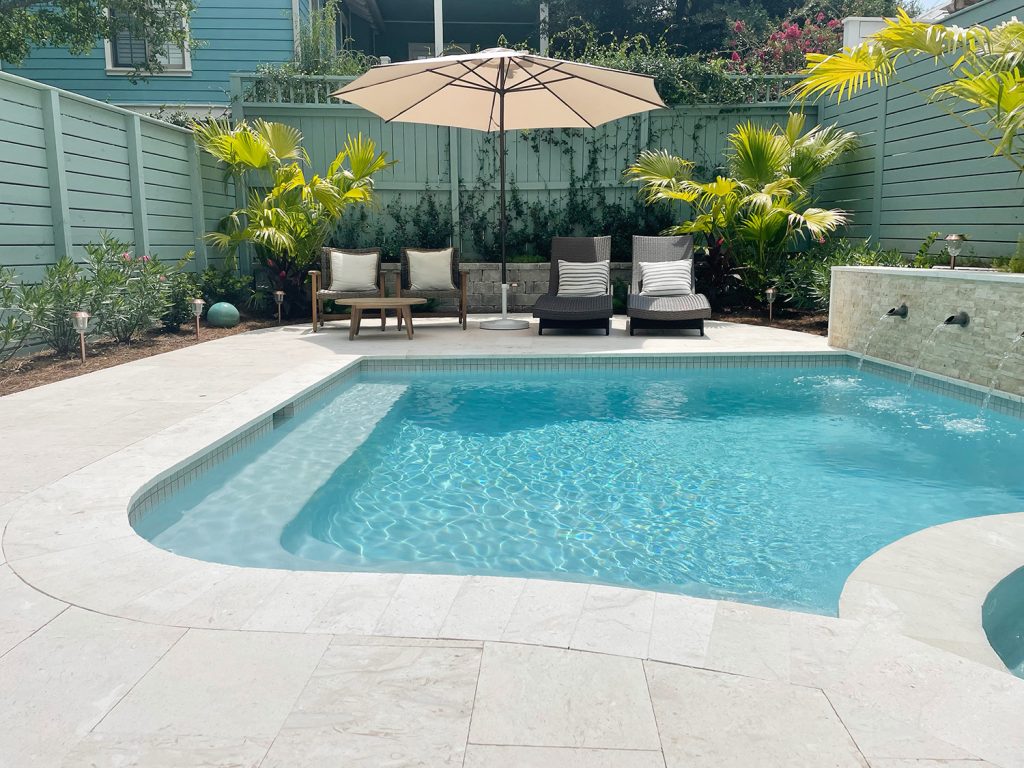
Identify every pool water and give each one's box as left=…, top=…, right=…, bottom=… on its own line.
left=136, top=364, right=1024, bottom=615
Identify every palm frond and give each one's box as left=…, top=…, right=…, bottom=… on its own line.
left=788, top=207, right=849, bottom=237
left=790, top=44, right=897, bottom=101
left=728, top=121, right=790, bottom=187
left=253, top=119, right=308, bottom=166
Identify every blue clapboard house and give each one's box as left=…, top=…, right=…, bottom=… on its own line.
left=3, top=0, right=545, bottom=111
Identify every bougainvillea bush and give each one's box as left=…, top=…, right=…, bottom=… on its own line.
left=725, top=14, right=843, bottom=74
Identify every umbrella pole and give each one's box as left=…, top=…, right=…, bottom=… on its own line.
left=481, top=77, right=529, bottom=331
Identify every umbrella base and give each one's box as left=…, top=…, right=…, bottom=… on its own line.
left=481, top=318, right=530, bottom=330
left=481, top=283, right=531, bottom=330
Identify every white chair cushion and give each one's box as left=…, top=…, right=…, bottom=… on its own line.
left=408, top=248, right=456, bottom=290
left=639, top=260, right=692, bottom=296
left=557, top=260, right=609, bottom=297
left=327, top=250, right=378, bottom=292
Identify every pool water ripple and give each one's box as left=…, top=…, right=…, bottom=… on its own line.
left=137, top=366, right=1024, bottom=615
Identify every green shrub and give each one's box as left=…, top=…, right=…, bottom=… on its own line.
left=84, top=235, right=171, bottom=344
left=161, top=259, right=202, bottom=331
left=0, top=267, right=32, bottom=366
left=912, top=231, right=942, bottom=268
left=782, top=239, right=907, bottom=310
left=199, top=264, right=255, bottom=309
left=20, top=256, right=93, bottom=355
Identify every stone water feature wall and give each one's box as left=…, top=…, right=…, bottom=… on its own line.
left=381, top=262, right=632, bottom=313
left=829, top=267, right=1024, bottom=396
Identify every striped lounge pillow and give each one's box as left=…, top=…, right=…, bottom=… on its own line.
left=639, top=260, right=693, bottom=296
left=556, top=260, right=609, bottom=297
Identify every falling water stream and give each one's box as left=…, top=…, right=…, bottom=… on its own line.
left=981, top=333, right=1024, bottom=412
left=857, top=314, right=895, bottom=372
left=908, top=324, right=948, bottom=390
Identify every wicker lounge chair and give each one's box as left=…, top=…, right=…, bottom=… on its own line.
left=312, top=247, right=385, bottom=330
left=395, top=247, right=468, bottom=330
left=627, top=235, right=712, bottom=336
left=533, top=236, right=613, bottom=336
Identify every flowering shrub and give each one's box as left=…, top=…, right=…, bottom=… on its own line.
left=725, top=14, right=843, bottom=74
left=84, top=234, right=171, bottom=344
left=19, top=256, right=94, bottom=355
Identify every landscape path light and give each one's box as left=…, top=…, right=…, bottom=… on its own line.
left=70, top=311, right=89, bottom=364
left=945, top=234, right=965, bottom=269
left=274, top=290, right=285, bottom=325
left=191, top=298, right=205, bottom=340
left=765, top=286, right=777, bottom=326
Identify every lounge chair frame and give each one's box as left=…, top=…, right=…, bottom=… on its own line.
left=627, top=236, right=712, bottom=337
left=534, top=236, right=614, bottom=336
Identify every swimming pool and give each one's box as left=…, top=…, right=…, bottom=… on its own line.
left=134, top=359, right=1024, bottom=615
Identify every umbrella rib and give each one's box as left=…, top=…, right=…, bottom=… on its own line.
left=334, top=57, right=493, bottom=97
left=516, top=56, right=666, bottom=109
left=504, top=59, right=596, bottom=129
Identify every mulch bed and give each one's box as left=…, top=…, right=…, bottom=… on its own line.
left=712, top=308, right=829, bottom=337
left=0, top=318, right=277, bottom=398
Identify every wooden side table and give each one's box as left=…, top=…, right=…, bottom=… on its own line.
left=341, top=297, right=428, bottom=339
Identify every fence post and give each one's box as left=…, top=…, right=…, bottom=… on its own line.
left=448, top=126, right=460, bottom=251
left=189, top=136, right=209, bottom=272
left=870, top=83, right=888, bottom=242
left=41, top=90, right=73, bottom=260
left=125, top=114, right=151, bottom=256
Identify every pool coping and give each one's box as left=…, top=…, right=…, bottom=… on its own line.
left=4, top=350, right=1024, bottom=700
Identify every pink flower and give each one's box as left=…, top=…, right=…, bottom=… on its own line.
left=815, top=11, right=825, bottom=22
left=279, top=270, right=286, bottom=279
left=785, top=24, right=801, bottom=39
left=266, top=258, right=275, bottom=268
left=731, top=51, right=741, bottom=61
left=732, top=20, right=745, bottom=33
left=827, top=18, right=840, bottom=28
left=158, top=275, right=166, bottom=282
left=141, top=255, right=150, bottom=262
left=122, top=253, right=131, bottom=261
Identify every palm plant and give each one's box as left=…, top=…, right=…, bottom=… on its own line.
left=625, top=114, right=855, bottom=301
left=194, top=119, right=392, bottom=311
left=791, top=10, right=1024, bottom=171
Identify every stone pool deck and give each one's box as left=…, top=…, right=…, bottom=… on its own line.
left=1, top=315, right=1022, bottom=768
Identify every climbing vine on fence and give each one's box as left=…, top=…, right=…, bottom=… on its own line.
left=327, top=110, right=736, bottom=261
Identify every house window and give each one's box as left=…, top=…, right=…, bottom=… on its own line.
left=105, top=7, right=191, bottom=74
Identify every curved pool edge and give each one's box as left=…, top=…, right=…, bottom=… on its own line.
left=8, top=350, right=1024, bottom=668
left=839, top=511, right=1024, bottom=672
left=6, top=348, right=1024, bottom=765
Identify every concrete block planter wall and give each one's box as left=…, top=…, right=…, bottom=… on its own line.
left=381, top=262, right=632, bottom=313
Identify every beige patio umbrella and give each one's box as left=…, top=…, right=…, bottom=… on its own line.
left=332, top=48, right=666, bottom=330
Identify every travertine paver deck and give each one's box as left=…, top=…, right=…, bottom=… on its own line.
left=0, top=315, right=1022, bottom=768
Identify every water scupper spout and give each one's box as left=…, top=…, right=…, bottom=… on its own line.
left=944, top=312, right=970, bottom=327
left=886, top=304, right=909, bottom=319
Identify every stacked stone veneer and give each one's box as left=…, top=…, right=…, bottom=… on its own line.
left=829, top=267, right=1024, bottom=396
left=380, top=262, right=632, bottom=312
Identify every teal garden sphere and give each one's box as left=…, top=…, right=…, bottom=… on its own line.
left=206, top=302, right=240, bottom=328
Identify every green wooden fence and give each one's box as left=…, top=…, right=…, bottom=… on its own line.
left=231, top=73, right=802, bottom=259
left=816, top=0, right=1024, bottom=260
left=0, top=71, right=235, bottom=282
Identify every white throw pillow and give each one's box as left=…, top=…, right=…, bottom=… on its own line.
left=328, top=250, right=378, bottom=292
left=407, top=248, right=456, bottom=290
left=557, top=260, right=609, bottom=297
left=640, top=260, right=692, bottom=296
